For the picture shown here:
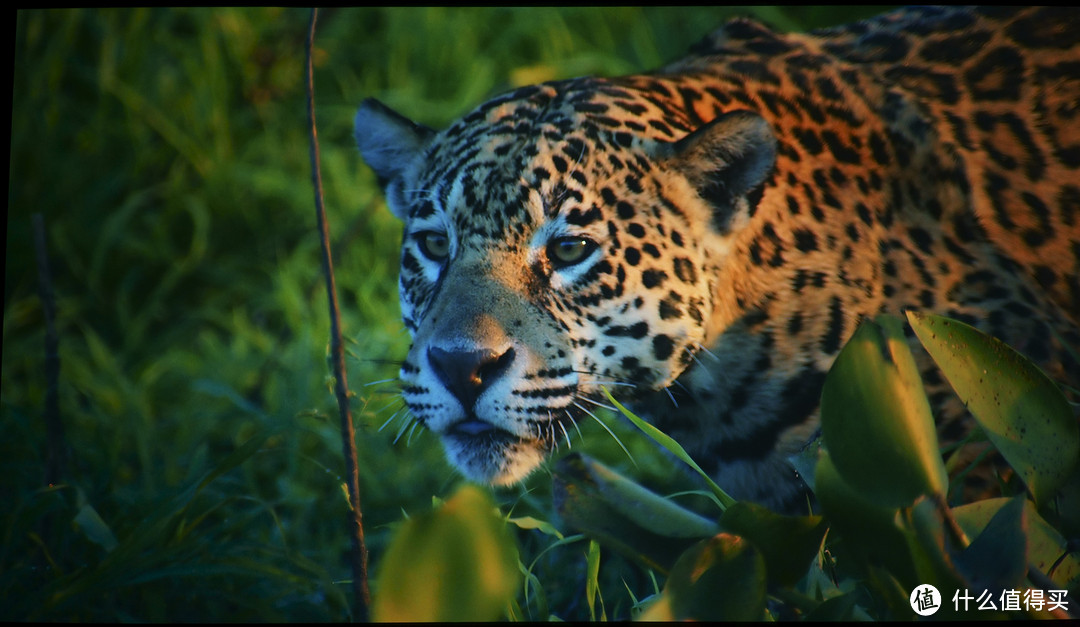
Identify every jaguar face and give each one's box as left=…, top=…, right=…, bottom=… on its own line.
left=356, top=80, right=776, bottom=485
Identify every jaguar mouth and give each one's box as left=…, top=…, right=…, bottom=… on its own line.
left=444, top=417, right=521, bottom=448
left=449, top=417, right=499, bottom=436
left=437, top=415, right=549, bottom=485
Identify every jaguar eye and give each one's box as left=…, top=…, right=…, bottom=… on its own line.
left=548, top=236, right=596, bottom=267
left=416, top=231, right=450, bottom=261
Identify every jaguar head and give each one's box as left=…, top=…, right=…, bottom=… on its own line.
left=354, top=80, right=775, bottom=485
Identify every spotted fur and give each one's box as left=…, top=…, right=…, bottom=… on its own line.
left=355, top=6, right=1080, bottom=511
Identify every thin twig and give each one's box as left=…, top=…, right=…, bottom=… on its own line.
left=306, top=8, right=371, bottom=619
left=33, top=213, right=65, bottom=487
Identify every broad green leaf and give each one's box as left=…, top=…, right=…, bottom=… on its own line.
left=949, top=495, right=1028, bottom=595
left=816, top=453, right=970, bottom=619
left=663, top=533, right=766, bottom=621
left=788, top=436, right=824, bottom=493
left=1055, top=469, right=1080, bottom=538
left=862, top=564, right=917, bottom=620
left=813, top=452, right=917, bottom=589
left=552, top=453, right=719, bottom=573
left=954, top=497, right=1080, bottom=591
left=637, top=593, right=675, bottom=621
left=719, top=501, right=826, bottom=586
left=820, top=315, right=948, bottom=508
left=373, top=484, right=519, bottom=622
left=907, top=311, right=1079, bottom=505
left=902, top=498, right=972, bottom=619
left=602, top=387, right=736, bottom=509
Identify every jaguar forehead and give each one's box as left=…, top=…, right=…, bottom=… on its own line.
left=418, top=147, right=582, bottom=243
left=413, top=78, right=684, bottom=230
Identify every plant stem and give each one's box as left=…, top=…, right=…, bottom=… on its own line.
left=305, top=8, right=371, bottom=620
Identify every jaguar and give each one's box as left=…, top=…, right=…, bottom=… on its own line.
left=354, top=6, right=1080, bottom=511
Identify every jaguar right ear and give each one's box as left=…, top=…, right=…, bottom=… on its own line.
left=654, top=110, right=776, bottom=233
left=354, top=98, right=435, bottom=220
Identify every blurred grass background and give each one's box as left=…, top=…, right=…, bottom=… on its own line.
left=6, top=7, right=881, bottom=621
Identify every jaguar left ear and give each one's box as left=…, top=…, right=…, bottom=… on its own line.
left=355, top=98, right=435, bottom=220
left=654, top=110, right=776, bottom=231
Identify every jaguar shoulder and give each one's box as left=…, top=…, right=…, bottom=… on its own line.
left=354, top=6, right=1080, bottom=511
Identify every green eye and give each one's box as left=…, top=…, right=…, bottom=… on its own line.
left=416, top=231, right=450, bottom=261
left=548, top=236, right=596, bottom=267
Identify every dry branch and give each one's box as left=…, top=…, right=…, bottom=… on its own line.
left=305, top=8, right=371, bottom=619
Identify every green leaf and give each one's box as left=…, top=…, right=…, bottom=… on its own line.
left=602, top=387, right=736, bottom=509
left=1054, top=468, right=1080, bottom=538
left=552, top=453, right=719, bottom=573
left=903, top=497, right=969, bottom=613
left=953, top=497, right=1080, bottom=590
left=718, top=501, right=826, bottom=586
left=907, top=311, right=1079, bottom=505
left=949, top=495, right=1028, bottom=595
left=506, top=514, right=563, bottom=540
left=788, top=436, right=824, bottom=494
left=663, top=533, right=766, bottom=621
left=813, top=452, right=917, bottom=589
left=585, top=539, right=605, bottom=621
left=72, top=504, right=119, bottom=553
left=637, top=593, right=675, bottom=621
left=373, top=484, right=520, bottom=622
left=820, top=315, right=948, bottom=508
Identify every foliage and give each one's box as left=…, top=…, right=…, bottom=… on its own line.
left=820, top=315, right=948, bottom=508
left=372, top=485, right=519, bottom=621
left=550, top=314, right=1078, bottom=620
left=907, top=311, right=1079, bottom=505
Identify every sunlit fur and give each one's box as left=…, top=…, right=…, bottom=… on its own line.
left=357, top=7, right=1080, bottom=511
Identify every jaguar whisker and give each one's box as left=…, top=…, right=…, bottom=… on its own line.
left=663, top=385, right=679, bottom=408
left=363, top=377, right=399, bottom=387
left=393, top=416, right=416, bottom=445
left=557, top=417, right=572, bottom=450
left=576, top=395, right=618, bottom=412
left=404, top=419, right=421, bottom=446
left=565, top=409, right=584, bottom=443
left=378, top=407, right=408, bottom=432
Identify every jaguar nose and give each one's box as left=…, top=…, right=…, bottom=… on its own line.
left=427, top=346, right=516, bottom=410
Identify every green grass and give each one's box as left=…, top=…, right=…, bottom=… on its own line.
left=5, top=7, right=881, bottom=621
